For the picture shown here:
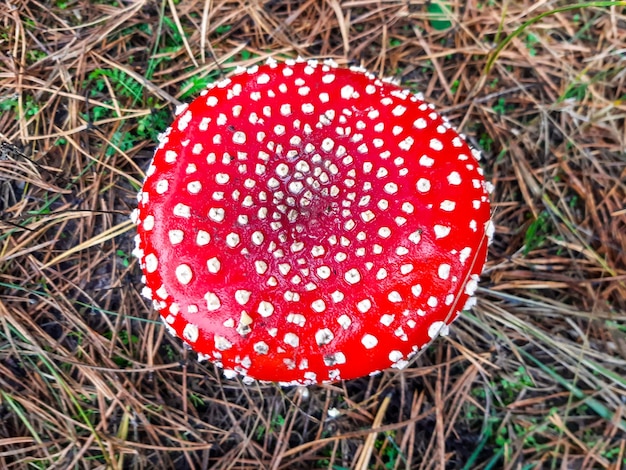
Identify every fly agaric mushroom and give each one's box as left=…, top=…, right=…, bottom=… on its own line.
left=132, top=58, right=492, bottom=385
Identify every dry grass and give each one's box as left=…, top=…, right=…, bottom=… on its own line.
left=1, top=0, right=625, bottom=468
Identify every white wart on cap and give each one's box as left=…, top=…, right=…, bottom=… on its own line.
left=132, top=58, right=492, bottom=385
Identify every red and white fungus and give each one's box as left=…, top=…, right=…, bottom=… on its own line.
left=132, top=58, right=493, bottom=386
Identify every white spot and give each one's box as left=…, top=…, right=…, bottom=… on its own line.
left=187, top=181, right=202, bottom=194
left=235, top=290, right=251, bottom=305
left=196, top=230, right=211, bottom=246
left=416, top=178, right=431, bottom=192
left=276, top=163, right=289, bottom=177
left=156, top=180, right=169, bottom=194
left=143, top=215, right=155, bottom=231
left=284, top=333, right=300, bottom=347
left=384, top=182, right=398, bottom=194
left=178, top=111, right=192, bottom=131
left=465, top=275, right=479, bottom=296
left=448, top=171, right=461, bottom=185
left=427, top=296, right=438, bottom=307
left=376, top=268, right=387, bottom=280
left=408, top=230, right=422, bottom=244
left=331, top=290, right=344, bottom=303
left=380, top=314, right=395, bottom=326
left=419, top=155, right=435, bottom=167
left=340, top=85, right=355, bottom=99
left=428, top=321, right=450, bottom=339
left=344, top=268, right=361, bottom=284
left=395, top=217, right=407, bottom=226
left=258, top=301, right=275, bottom=317
left=394, top=327, right=408, bottom=341
left=175, top=264, right=193, bottom=285
left=155, top=286, right=168, bottom=300
left=389, top=350, right=403, bottom=363
left=255, top=260, right=268, bottom=275
left=398, top=136, right=414, bottom=151
left=321, top=138, right=335, bottom=152
left=413, top=117, right=427, bottom=129
left=145, top=253, right=158, bottom=273
left=411, top=284, right=422, bottom=297
left=434, top=225, right=451, bottom=239
left=215, top=173, right=230, bottom=185
left=232, top=131, right=246, bottom=144
left=317, top=266, right=331, bottom=279
left=396, top=246, right=409, bottom=256
left=324, top=352, right=346, bottom=366
left=207, top=257, right=220, bottom=273
left=209, top=207, right=225, bottom=222
left=337, top=314, right=351, bottom=329
left=214, top=335, right=232, bottom=351
left=357, top=299, right=372, bottom=313
left=254, top=342, right=269, bottom=354
left=183, top=324, right=199, bottom=342
left=164, top=150, right=177, bottom=163
left=311, top=245, right=325, bottom=257
left=251, top=231, right=264, bottom=246
left=280, top=103, right=292, bottom=116
left=311, top=299, right=326, bottom=313
left=361, top=334, right=378, bottom=349
left=400, top=264, right=413, bottom=274
left=392, top=105, right=406, bottom=116
left=287, top=313, right=306, bottom=326
left=440, top=200, right=456, bottom=211
left=226, top=233, right=240, bottom=248
left=463, top=297, right=478, bottom=311
left=430, top=138, right=443, bottom=151
left=438, top=264, right=451, bottom=280
left=402, top=202, right=414, bottom=214
left=388, top=291, right=402, bottom=303
left=460, top=247, right=472, bottom=264
left=360, top=210, right=375, bottom=222
left=205, top=292, right=221, bottom=311
left=378, top=227, right=392, bottom=238
left=315, top=328, right=334, bottom=345
left=257, top=73, right=270, bottom=84
left=485, top=220, right=495, bottom=241
left=173, top=203, right=191, bottom=218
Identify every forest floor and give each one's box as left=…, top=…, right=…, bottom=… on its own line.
left=0, top=0, right=625, bottom=468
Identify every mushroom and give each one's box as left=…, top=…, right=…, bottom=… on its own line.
left=132, top=58, right=492, bottom=385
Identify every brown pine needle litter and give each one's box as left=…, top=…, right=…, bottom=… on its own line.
left=0, top=0, right=625, bottom=468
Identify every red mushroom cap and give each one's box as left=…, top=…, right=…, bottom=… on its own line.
left=132, top=58, right=492, bottom=385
